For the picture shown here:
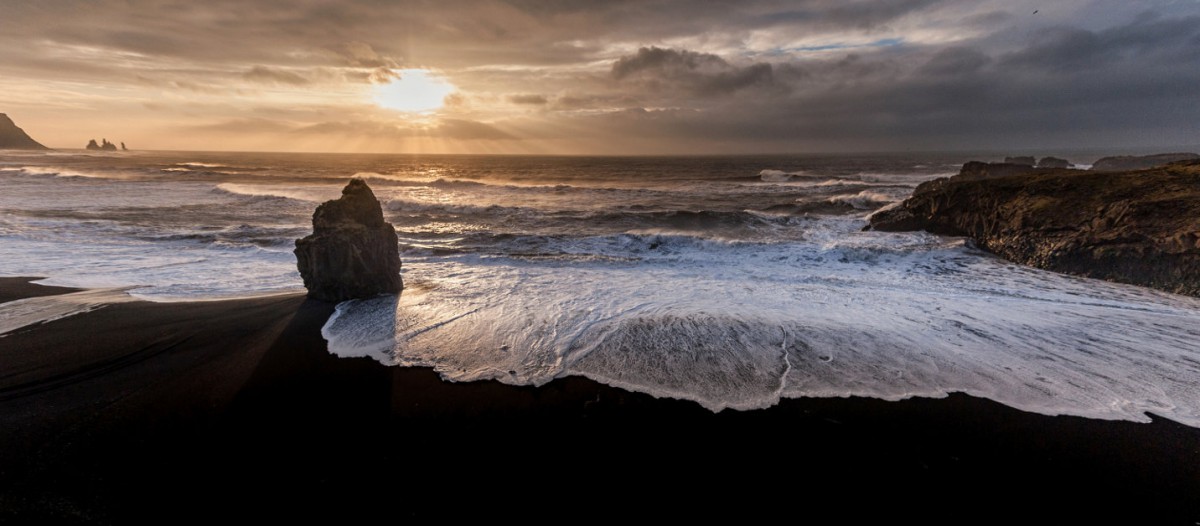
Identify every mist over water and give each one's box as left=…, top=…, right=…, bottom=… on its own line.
left=3, top=150, right=1200, bottom=426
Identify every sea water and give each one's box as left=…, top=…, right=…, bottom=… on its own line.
left=3, top=149, right=1199, bottom=425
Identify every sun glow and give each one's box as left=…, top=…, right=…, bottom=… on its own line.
left=373, top=69, right=457, bottom=113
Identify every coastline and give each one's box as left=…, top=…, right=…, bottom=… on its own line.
left=2, top=277, right=1199, bottom=522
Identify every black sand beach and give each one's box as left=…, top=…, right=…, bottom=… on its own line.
left=2, top=277, right=1198, bottom=523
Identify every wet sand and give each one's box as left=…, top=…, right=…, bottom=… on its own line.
left=1, top=277, right=1198, bottom=523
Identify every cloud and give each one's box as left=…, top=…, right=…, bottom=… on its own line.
left=338, top=41, right=399, bottom=68
left=2, top=1, right=1199, bottom=153
left=919, top=47, right=991, bottom=76
left=435, top=119, right=514, bottom=140
left=508, top=94, right=549, bottom=105
left=243, top=65, right=310, bottom=85
left=287, top=118, right=514, bottom=141
left=611, top=47, right=782, bottom=98
left=191, top=117, right=297, bottom=133
left=999, top=14, right=1200, bottom=72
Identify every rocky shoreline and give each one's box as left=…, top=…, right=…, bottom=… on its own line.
left=871, top=158, right=1200, bottom=297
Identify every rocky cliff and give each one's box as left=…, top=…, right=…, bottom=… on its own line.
left=1092, top=153, right=1198, bottom=171
left=0, top=113, right=48, bottom=150
left=294, top=179, right=403, bottom=302
left=870, top=160, right=1200, bottom=297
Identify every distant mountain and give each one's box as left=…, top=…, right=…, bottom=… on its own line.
left=0, top=113, right=49, bottom=150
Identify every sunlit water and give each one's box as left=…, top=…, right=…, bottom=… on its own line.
left=3, top=149, right=1199, bottom=426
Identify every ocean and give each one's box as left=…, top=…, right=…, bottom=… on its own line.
left=3, top=150, right=1200, bottom=426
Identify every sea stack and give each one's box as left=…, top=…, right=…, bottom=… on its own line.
left=0, top=113, right=49, bottom=150
left=294, top=178, right=403, bottom=302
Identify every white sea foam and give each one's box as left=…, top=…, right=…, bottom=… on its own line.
left=0, top=287, right=136, bottom=335
left=10, top=166, right=115, bottom=179
left=827, top=190, right=899, bottom=210
left=214, top=183, right=337, bottom=202
left=325, top=228, right=1200, bottom=426
left=759, top=169, right=805, bottom=182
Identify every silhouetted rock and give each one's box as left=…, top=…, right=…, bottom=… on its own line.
left=1003, top=156, right=1035, bottom=166
left=1037, top=156, right=1071, bottom=169
left=294, top=178, right=403, bottom=302
left=0, top=113, right=49, bottom=150
left=870, top=160, right=1200, bottom=297
left=954, top=161, right=1037, bottom=181
left=86, top=138, right=120, bottom=151
left=1092, top=153, right=1199, bottom=171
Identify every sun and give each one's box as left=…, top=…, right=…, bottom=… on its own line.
left=373, top=69, right=457, bottom=113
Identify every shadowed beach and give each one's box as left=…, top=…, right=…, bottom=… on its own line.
left=2, top=277, right=1198, bottom=522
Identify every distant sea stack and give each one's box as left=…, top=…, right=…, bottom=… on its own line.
left=870, top=160, right=1200, bottom=297
left=0, top=113, right=49, bottom=150
left=1091, top=153, right=1199, bottom=171
left=86, top=138, right=120, bottom=151
left=294, top=178, right=403, bottom=302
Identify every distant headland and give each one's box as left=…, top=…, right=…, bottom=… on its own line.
left=0, top=113, right=49, bottom=150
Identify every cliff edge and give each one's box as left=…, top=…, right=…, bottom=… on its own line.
left=870, top=160, right=1200, bottom=297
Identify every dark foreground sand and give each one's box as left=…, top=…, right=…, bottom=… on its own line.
left=1, top=277, right=1198, bottom=523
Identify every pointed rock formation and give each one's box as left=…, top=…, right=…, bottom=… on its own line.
left=87, top=138, right=118, bottom=151
left=0, top=113, right=49, bottom=150
left=294, top=178, right=403, bottom=302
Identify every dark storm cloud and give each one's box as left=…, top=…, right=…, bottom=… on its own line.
left=919, top=47, right=991, bottom=76
left=612, top=47, right=782, bottom=98
left=999, top=14, right=1200, bottom=72
left=572, top=7, right=1200, bottom=150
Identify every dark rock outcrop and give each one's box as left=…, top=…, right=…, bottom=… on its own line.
left=294, top=178, right=403, bottom=302
left=1003, top=156, right=1036, bottom=166
left=870, top=160, right=1200, bottom=296
left=1037, top=156, right=1071, bottom=169
left=1092, top=153, right=1199, bottom=172
left=0, top=113, right=49, bottom=150
left=954, top=161, right=1037, bottom=182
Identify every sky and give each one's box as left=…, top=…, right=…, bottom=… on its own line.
left=1, top=0, right=1199, bottom=154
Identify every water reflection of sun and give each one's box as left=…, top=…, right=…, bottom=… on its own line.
left=373, top=69, right=457, bottom=113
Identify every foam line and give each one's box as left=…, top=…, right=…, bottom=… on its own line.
left=0, top=288, right=136, bottom=336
